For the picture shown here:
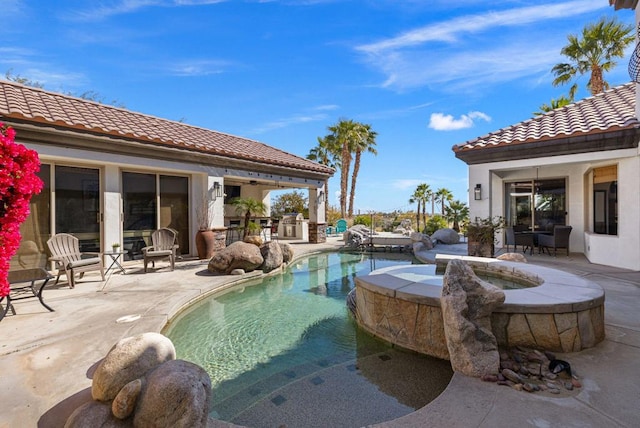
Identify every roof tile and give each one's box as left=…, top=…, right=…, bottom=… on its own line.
left=0, top=80, right=333, bottom=175
left=454, top=83, right=638, bottom=152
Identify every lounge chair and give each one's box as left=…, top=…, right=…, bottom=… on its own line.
left=538, top=225, right=572, bottom=256
left=335, top=219, right=347, bottom=235
left=46, top=233, right=105, bottom=288
left=142, top=228, right=178, bottom=272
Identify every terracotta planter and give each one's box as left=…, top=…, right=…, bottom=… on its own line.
left=195, top=229, right=216, bottom=259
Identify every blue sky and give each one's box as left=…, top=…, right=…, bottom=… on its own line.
left=1, top=0, right=635, bottom=213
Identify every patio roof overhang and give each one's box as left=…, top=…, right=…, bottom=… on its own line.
left=453, top=127, right=640, bottom=165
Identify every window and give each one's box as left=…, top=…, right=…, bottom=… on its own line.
left=593, top=165, right=617, bottom=235
left=224, top=185, right=241, bottom=204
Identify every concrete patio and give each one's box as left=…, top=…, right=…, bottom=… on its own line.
left=1, top=238, right=639, bottom=427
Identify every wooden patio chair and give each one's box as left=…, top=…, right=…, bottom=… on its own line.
left=538, top=225, right=572, bottom=256
left=142, top=228, right=178, bottom=272
left=46, top=233, right=105, bottom=288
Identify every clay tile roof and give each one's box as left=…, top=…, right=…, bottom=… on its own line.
left=609, top=0, right=638, bottom=10
left=0, top=80, right=333, bottom=175
left=453, top=82, right=638, bottom=153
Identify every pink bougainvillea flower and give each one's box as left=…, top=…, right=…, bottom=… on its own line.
left=0, top=123, right=43, bottom=298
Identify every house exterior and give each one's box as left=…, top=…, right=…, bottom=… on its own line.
left=454, top=82, right=640, bottom=271
left=453, top=1, right=640, bottom=271
left=1, top=80, right=333, bottom=269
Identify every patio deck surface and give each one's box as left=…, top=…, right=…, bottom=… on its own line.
left=1, top=238, right=639, bottom=427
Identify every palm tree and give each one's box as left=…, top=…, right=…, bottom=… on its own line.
left=409, top=183, right=430, bottom=232
left=321, top=119, right=377, bottom=219
left=348, top=123, right=377, bottom=218
left=534, top=95, right=573, bottom=115
left=435, top=188, right=453, bottom=216
left=552, top=17, right=634, bottom=98
left=445, top=200, right=469, bottom=232
left=307, top=136, right=340, bottom=215
left=427, top=187, right=435, bottom=216
left=230, top=196, right=267, bottom=239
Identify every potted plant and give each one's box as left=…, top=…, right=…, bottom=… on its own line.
left=466, top=216, right=504, bottom=258
left=111, top=242, right=121, bottom=253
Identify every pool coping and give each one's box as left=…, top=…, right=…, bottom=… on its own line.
left=358, top=254, right=605, bottom=314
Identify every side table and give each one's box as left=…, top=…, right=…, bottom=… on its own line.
left=1, top=268, right=54, bottom=322
left=105, top=251, right=127, bottom=274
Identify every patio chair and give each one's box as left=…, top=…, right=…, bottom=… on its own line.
left=538, top=225, right=572, bottom=256
left=504, top=227, right=535, bottom=255
left=142, top=228, right=178, bottom=272
left=46, top=233, right=105, bottom=288
left=335, top=219, right=348, bottom=235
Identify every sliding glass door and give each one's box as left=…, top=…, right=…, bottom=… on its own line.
left=505, top=178, right=566, bottom=231
left=122, top=172, right=189, bottom=260
left=55, top=166, right=101, bottom=252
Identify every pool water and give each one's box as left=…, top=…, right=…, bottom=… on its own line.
left=164, top=252, right=453, bottom=427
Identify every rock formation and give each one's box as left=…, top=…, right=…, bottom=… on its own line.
left=208, top=241, right=264, bottom=274
left=260, top=240, right=284, bottom=273
left=441, top=259, right=505, bottom=377
left=92, top=332, right=176, bottom=401
left=430, top=228, right=460, bottom=245
left=66, top=333, right=212, bottom=428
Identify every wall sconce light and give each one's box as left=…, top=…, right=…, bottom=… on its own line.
left=318, top=191, right=325, bottom=203
left=474, top=184, right=482, bottom=200
left=212, top=182, right=223, bottom=199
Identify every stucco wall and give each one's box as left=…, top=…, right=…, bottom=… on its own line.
left=468, top=147, right=640, bottom=271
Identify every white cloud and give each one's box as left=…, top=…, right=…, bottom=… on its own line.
left=355, top=0, right=608, bottom=92
left=428, top=111, right=491, bottom=131
left=168, top=59, right=233, bottom=76
left=253, top=113, right=329, bottom=133
left=357, top=1, right=605, bottom=55
left=68, top=0, right=227, bottom=21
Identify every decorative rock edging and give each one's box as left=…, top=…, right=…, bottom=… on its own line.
left=354, top=255, right=605, bottom=359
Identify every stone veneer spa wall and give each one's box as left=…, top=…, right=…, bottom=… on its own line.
left=353, top=256, right=605, bottom=360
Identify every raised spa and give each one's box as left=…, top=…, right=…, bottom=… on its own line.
left=354, top=254, right=605, bottom=360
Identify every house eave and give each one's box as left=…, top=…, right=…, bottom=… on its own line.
left=454, top=128, right=640, bottom=165
left=5, top=119, right=334, bottom=182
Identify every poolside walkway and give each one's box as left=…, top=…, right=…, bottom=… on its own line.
left=1, top=238, right=639, bottom=427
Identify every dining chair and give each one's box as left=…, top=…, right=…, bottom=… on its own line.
left=538, top=225, right=573, bottom=256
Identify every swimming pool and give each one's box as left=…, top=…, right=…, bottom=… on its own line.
left=163, top=252, right=453, bottom=428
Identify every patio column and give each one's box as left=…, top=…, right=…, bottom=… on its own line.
left=308, top=186, right=327, bottom=243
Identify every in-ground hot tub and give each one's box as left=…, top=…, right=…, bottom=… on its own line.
left=354, top=255, right=605, bottom=360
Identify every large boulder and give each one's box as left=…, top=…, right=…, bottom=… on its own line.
left=279, top=242, right=294, bottom=263
left=497, top=252, right=527, bottom=263
left=134, top=359, right=212, bottom=428
left=91, top=332, right=176, bottom=401
left=441, top=259, right=505, bottom=377
left=208, top=241, right=264, bottom=274
left=244, top=235, right=263, bottom=246
left=431, top=228, right=460, bottom=245
left=64, top=401, right=126, bottom=428
left=260, top=240, right=284, bottom=273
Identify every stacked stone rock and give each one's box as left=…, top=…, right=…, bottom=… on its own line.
left=482, top=347, right=582, bottom=395
left=64, top=333, right=213, bottom=427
